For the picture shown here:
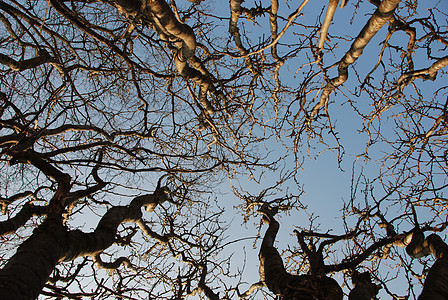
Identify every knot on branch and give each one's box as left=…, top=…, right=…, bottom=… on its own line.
left=406, top=228, right=431, bottom=258
left=145, top=186, right=170, bottom=212
left=257, top=203, right=278, bottom=225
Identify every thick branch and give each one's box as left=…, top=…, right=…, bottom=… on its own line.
left=0, top=203, right=47, bottom=236
left=0, top=190, right=35, bottom=214
left=258, top=207, right=342, bottom=299
left=309, top=0, right=401, bottom=122
left=237, top=281, right=264, bottom=298
left=318, top=0, right=339, bottom=51
left=401, top=232, right=448, bottom=299
left=92, top=253, right=138, bottom=273
left=0, top=187, right=169, bottom=299
left=62, top=187, right=170, bottom=261
left=397, top=55, right=448, bottom=87
left=147, top=0, right=215, bottom=114
left=258, top=209, right=292, bottom=296
left=0, top=52, right=53, bottom=71
left=146, top=0, right=196, bottom=61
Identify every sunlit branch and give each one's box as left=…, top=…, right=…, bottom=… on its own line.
left=0, top=190, right=38, bottom=214
left=318, top=0, right=339, bottom=51
left=397, top=55, right=448, bottom=87
left=237, top=281, right=264, bottom=298
left=308, top=0, right=401, bottom=123
left=92, top=253, right=138, bottom=274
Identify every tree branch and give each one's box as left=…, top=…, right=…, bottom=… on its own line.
left=0, top=203, right=47, bottom=236
left=309, top=0, right=401, bottom=123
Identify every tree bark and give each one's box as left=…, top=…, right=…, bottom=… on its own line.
left=419, top=258, right=448, bottom=300
left=0, top=188, right=169, bottom=299
left=0, top=216, right=67, bottom=299
left=309, top=0, right=401, bottom=122
left=258, top=209, right=343, bottom=299
left=402, top=232, right=448, bottom=299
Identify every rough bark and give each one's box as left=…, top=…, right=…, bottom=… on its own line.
left=0, top=217, right=67, bottom=299
left=419, top=258, right=448, bottom=300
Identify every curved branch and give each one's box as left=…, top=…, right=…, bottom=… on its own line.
left=258, top=207, right=292, bottom=296
left=397, top=55, right=448, bottom=87
left=309, top=0, right=401, bottom=122
left=237, top=281, right=264, bottom=298
left=62, top=186, right=170, bottom=261
left=258, top=206, right=343, bottom=299
left=92, top=253, right=138, bottom=273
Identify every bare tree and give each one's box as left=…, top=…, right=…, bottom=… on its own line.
left=1, top=0, right=448, bottom=299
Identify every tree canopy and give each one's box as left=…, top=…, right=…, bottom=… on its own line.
left=0, top=0, right=447, bottom=299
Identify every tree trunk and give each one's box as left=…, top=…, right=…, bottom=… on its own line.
left=0, top=189, right=168, bottom=299
left=0, top=216, right=67, bottom=299
left=258, top=210, right=343, bottom=299
left=418, top=258, right=448, bottom=300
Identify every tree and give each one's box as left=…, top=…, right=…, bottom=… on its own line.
left=0, top=0, right=447, bottom=299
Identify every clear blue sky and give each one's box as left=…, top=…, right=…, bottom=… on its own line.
left=206, top=0, right=448, bottom=298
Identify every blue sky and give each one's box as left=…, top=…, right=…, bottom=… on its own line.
left=206, top=0, right=448, bottom=298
